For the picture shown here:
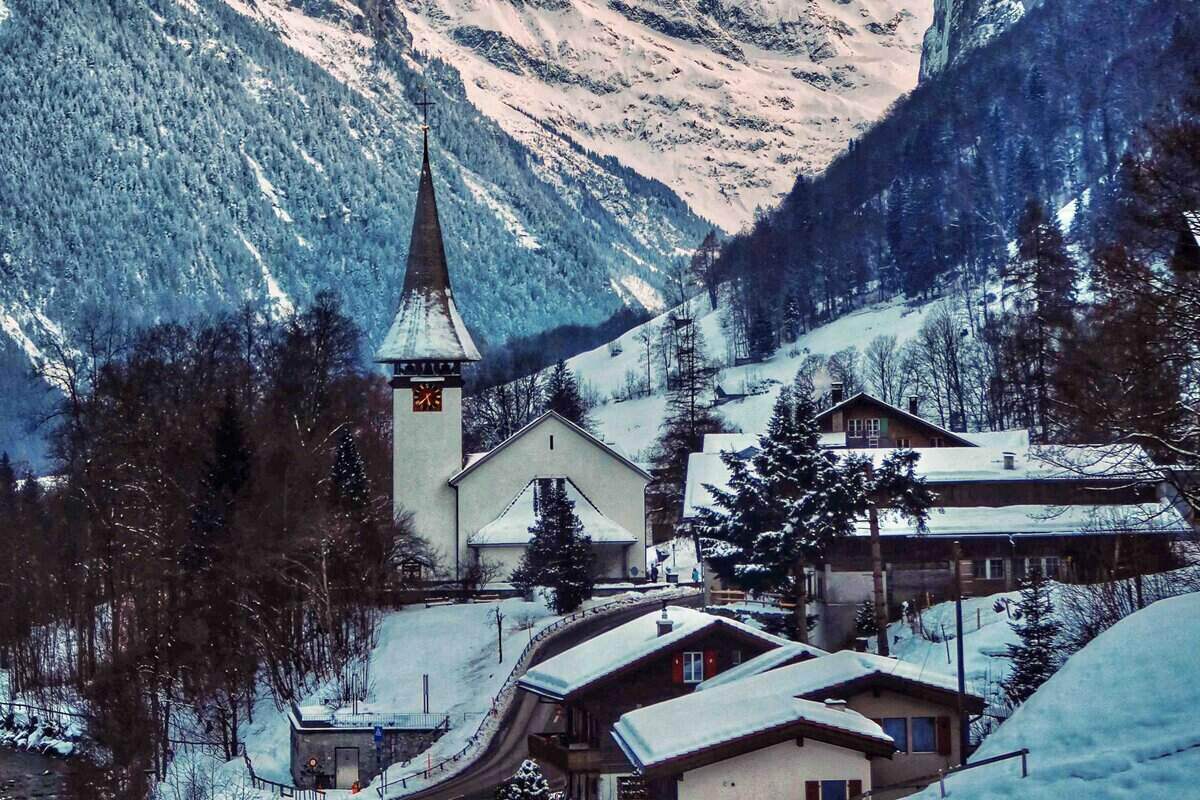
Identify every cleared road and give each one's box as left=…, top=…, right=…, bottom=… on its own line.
left=402, top=591, right=704, bottom=800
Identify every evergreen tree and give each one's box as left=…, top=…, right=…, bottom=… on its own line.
left=330, top=427, right=370, bottom=514
left=855, top=600, right=879, bottom=637
left=496, top=759, right=561, bottom=800
left=698, top=387, right=870, bottom=641
left=543, top=360, right=593, bottom=431
left=1003, top=569, right=1062, bottom=706
left=0, top=453, right=16, bottom=517
left=1004, top=199, right=1078, bottom=440
left=511, top=479, right=595, bottom=614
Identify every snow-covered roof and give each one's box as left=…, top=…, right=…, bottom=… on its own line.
left=612, top=658, right=895, bottom=773
left=375, top=138, right=480, bottom=363
left=701, top=432, right=844, bottom=453
left=695, top=642, right=826, bottom=692
left=449, top=411, right=653, bottom=486
left=729, top=649, right=976, bottom=700
left=960, top=429, right=1031, bottom=449
left=468, top=477, right=638, bottom=546
left=683, top=443, right=1161, bottom=519
left=856, top=501, right=1191, bottom=538
left=518, top=606, right=790, bottom=700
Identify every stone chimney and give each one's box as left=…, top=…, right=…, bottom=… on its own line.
left=908, top=396, right=919, bottom=415
left=656, top=604, right=675, bottom=637
left=824, top=698, right=847, bottom=711
left=831, top=382, right=844, bottom=405
left=1003, top=451, right=1016, bottom=471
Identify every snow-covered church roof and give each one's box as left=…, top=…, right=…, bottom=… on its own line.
left=375, top=133, right=480, bottom=364
left=468, top=476, right=638, bottom=546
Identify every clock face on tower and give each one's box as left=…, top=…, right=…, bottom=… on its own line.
left=412, top=383, right=443, bottom=412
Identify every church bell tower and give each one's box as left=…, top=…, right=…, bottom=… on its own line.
left=375, top=111, right=480, bottom=577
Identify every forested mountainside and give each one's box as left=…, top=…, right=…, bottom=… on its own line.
left=0, top=0, right=711, bottom=465
left=710, top=0, right=1200, bottom=348
left=397, top=0, right=931, bottom=226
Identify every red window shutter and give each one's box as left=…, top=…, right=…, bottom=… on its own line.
left=672, top=653, right=684, bottom=684
left=849, top=779, right=863, bottom=798
left=805, top=780, right=820, bottom=800
left=936, top=716, right=952, bottom=756
left=704, top=649, right=718, bottom=678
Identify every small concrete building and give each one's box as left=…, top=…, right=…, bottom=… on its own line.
left=375, top=128, right=650, bottom=584
left=288, top=705, right=449, bottom=790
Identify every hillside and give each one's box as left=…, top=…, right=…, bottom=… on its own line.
left=399, top=0, right=931, bottom=226
left=911, top=591, right=1200, bottom=799
left=568, top=291, right=946, bottom=460
left=0, top=0, right=711, bottom=465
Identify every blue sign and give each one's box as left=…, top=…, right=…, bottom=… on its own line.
left=373, top=725, right=383, bottom=744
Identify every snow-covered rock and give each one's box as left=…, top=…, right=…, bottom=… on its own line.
left=399, top=0, right=932, bottom=226
left=919, top=0, right=1032, bottom=82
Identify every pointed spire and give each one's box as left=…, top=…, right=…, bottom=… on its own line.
left=375, top=108, right=480, bottom=364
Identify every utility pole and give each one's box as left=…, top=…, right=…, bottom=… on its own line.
left=494, top=606, right=505, bottom=664
left=869, top=504, right=887, bottom=656
left=952, top=540, right=969, bottom=763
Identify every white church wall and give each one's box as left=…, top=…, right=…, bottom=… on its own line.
left=456, top=415, right=648, bottom=581
left=393, top=383, right=463, bottom=577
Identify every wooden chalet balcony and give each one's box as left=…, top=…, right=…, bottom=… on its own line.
left=528, top=733, right=631, bottom=774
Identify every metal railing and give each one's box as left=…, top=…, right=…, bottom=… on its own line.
left=375, top=587, right=703, bottom=797
left=244, top=748, right=326, bottom=799
left=854, top=748, right=1029, bottom=799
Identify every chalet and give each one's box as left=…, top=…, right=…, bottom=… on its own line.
left=684, top=439, right=1191, bottom=647
left=517, top=605, right=825, bottom=800
left=376, top=125, right=649, bottom=584
left=612, top=650, right=986, bottom=800
left=816, top=386, right=976, bottom=449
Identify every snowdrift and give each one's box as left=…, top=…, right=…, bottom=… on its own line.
left=913, top=591, right=1200, bottom=799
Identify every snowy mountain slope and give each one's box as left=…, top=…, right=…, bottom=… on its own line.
left=569, top=292, right=945, bottom=459
left=397, top=0, right=932, bottom=226
left=919, top=0, right=1031, bottom=82
left=911, top=591, right=1200, bottom=800
left=0, top=0, right=712, bottom=465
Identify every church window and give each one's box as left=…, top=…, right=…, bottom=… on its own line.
left=550, top=435, right=555, bottom=450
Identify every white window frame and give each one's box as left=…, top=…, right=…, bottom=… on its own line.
left=896, top=437, right=911, bottom=448
left=682, top=651, right=704, bottom=684
left=866, top=418, right=881, bottom=437
left=847, top=419, right=864, bottom=437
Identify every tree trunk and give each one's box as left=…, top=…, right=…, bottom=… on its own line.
left=869, top=507, right=888, bottom=656
left=793, top=559, right=808, bottom=644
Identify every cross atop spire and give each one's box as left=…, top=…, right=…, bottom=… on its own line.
left=416, top=88, right=435, bottom=152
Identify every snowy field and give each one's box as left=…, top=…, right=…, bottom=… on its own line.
left=909, top=591, right=1200, bottom=800
left=569, top=293, right=946, bottom=460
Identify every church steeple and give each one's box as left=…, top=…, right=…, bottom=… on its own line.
left=375, top=111, right=480, bottom=365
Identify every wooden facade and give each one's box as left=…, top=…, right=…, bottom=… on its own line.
left=816, top=393, right=975, bottom=449
left=526, top=626, right=789, bottom=800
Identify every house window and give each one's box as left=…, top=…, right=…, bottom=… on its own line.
left=820, top=780, right=848, bottom=800
left=865, top=418, right=881, bottom=437
left=847, top=419, right=864, bottom=437
left=896, top=437, right=912, bottom=449
left=989, top=559, right=1005, bottom=580
left=911, top=717, right=937, bottom=753
left=1043, top=556, right=1060, bottom=578
left=931, top=436, right=945, bottom=447
left=682, top=651, right=704, bottom=684
left=881, top=718, right=908, bottom=753
left=730, top=649, right=743, bottom=667
left=1020, top=556, right=1060, bottom=578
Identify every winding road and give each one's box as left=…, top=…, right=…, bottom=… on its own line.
left=401, top=591, right=705, bottom=800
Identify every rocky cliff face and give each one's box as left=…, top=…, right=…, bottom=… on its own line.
left=399, top=0, right=931, bottom=227
left=919, top=0, right=1030, bottom=81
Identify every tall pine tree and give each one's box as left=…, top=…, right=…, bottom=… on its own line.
left=544, top=360, right=593, bottom=431
left=511, top=479, right=595, bottom=613
left=1003, top=569, right=1062, bottom=706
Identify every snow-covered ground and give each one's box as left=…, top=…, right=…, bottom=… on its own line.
left=572, top=293, right=945, bottom=460
left=909, top=591, right=1200, bottom=800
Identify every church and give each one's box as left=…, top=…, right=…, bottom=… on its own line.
left=374, top=126, right=650, bottom=585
